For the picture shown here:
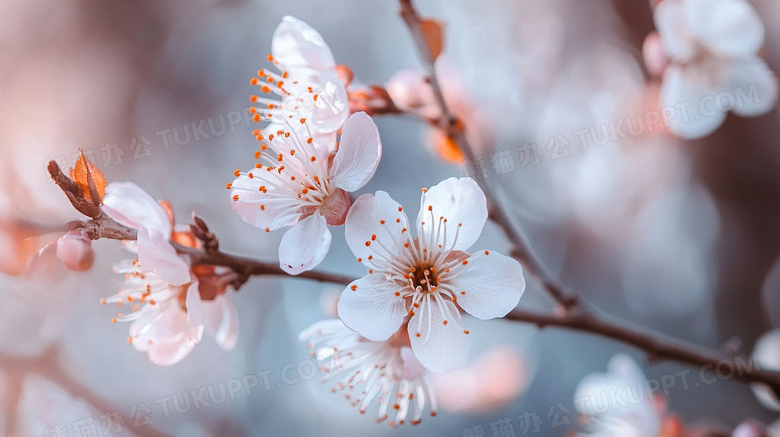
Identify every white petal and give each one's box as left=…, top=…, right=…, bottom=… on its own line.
left=660, top=64, right=727, bottom=139
left=654, top=0, right=696, bottom=62
left=418, top=177, right=487, bottom=252
left=401, top=346, right=427, bottom=381
left=185, top=283, right=204, bottom=344
left=230, top=174, right=305, bottom=231
left=330, top=112, right=382, bottom=192
left=137, top=228, right=191, bottom=286
left=445, top=251, right=525, bottom=320
left=129, top=301, right=189, bottom=351
left=103, top=182, right=171, bottom=236
left=279, top=212, right=331, bottom=274
left=337, top=273, right=407, bottom=341
left=729, top=57, right=778, bottom=117
left=311, top=70, right=350, bottom=133
left=272, top=16, right=336, bottom=79
left=204, top=294, right=239, bottom=351
left=685, top=0, right=764, bottom=57
left=345, top=192, right=410, bottom=268
left=408, top=297, right=470, bottom=374
left=147, top=339, right=196, bottom=366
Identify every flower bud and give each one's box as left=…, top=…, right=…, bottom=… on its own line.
left=56, top=228, right=94, bottom=271
left=642, top=32, right=669, bottom=78
left=386, top=69, right=441, bottom=119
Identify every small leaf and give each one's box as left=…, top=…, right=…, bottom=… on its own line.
left=69, top=150, right=106, bottom=204
left=420, top=19, right=445, bottom=61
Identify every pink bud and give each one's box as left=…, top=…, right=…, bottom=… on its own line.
left=643, top=32, right=669, bottom=78
left=56, top=228, right=94, bottom=271
left=386, top=70, right=441, bottom=119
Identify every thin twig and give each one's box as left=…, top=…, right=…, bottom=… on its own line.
left=397, top=0, right=578, bottom=310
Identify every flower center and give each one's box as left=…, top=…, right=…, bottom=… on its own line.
left=410, top=266, right=439, bottom=292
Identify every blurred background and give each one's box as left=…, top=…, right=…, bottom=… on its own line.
left=1, top=0, right=780, bottom=435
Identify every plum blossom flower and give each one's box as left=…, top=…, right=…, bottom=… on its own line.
left=337, top=177, right=526, bottom=374
left=229, top=112, right=381, bottom=274
left=249, top=16, right=349, bottom=133
left=299, top=319, right=437, bottom=426
left=651, top=0, right=778, bottom=139
left=574, top=354, right=683, bottom=437
left=102, top=182, right=190, bottom=286
left=101, top=182, right=238, bottom=365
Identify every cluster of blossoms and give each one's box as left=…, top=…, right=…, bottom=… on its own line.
left=100, top=182, right=238, bottom=365
left=228, top=17, right=527, bottom=424
left=644, top=0, right=777, bottom=139
left=46, top=3, right=774, bottom=430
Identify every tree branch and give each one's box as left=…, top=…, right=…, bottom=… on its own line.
left=398, top=0, right=578, bottom=310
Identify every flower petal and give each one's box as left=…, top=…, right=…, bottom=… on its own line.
left=103, top=182, right=171, bottom=236
left=337, top=273, right=407, bottom=341
left=185, top=282, right=204, bottom=344
left=345, top=191, right=410, bottom=268
left=204, top=294, right=239, bottom=351
left=408, top=296, right=470, bottom=374
left=685, top=0, right=764, bottom=57
left=146, top=338, right=196, bottom=367
left=311, top=70, right=350, bottom=133
left=660, top=64, right=727, bottom=139
left=729, top=57, right=778, bottom=117
left=230, top=174, right=305, bottom=231
left=445, top=251, right=525, bottom=320
left=272, top=16, right=336, bottom=79
left=401, top=346, right=427, bottom=381
left=654, top=0, right=696, bottom=62
left=279, top=211, right=331, bottom=274
left=330, top=112, right=382, bottom=192
left=137, top=228, right=191, bottom=286
left=418, top=177, right=487, bottom=252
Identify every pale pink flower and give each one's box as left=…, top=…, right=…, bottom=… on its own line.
left=574, top=354, right=670, bottom=437
left=101, top=182, right=238, bottom=365
left=337, top=177, right=526, bottom=374
left=250, top=16, right=349, bottom=133
left=230, top=112, right=381, bottom=274
left=102, top=182, right=190, bottom=286
left=653, top=0, right=777, bottom=139
left=299, top=319, right=437, bottom=426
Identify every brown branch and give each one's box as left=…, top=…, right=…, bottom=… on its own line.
left=0, top=346, right=171, bottom=437
left=505, top=308, right=780, bottom=388
left=397, top=0, right=578, bottom=310
left=396, top=0, right=780, bottom=394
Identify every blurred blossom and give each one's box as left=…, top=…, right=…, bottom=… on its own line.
left=751, top=328, right=780, bottom=411
left=732, top=420, right=768, bottom=437
left=761, top=257, right=780, bottom=328
left=622, top=181, right=720, bottom=320
left=431, top=345, right=528, bottom=415
left=574, top=354, right=682, bottom=436
left=651, top=0, right=778, bottom=139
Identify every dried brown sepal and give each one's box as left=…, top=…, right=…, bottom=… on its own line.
left=190, top=213, right=219, bottom=252
left=47, top=160, right=102, bottom=218
left=420, top=19, right=444, bottom=61
left=69, top=149, right=106, bottom=205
